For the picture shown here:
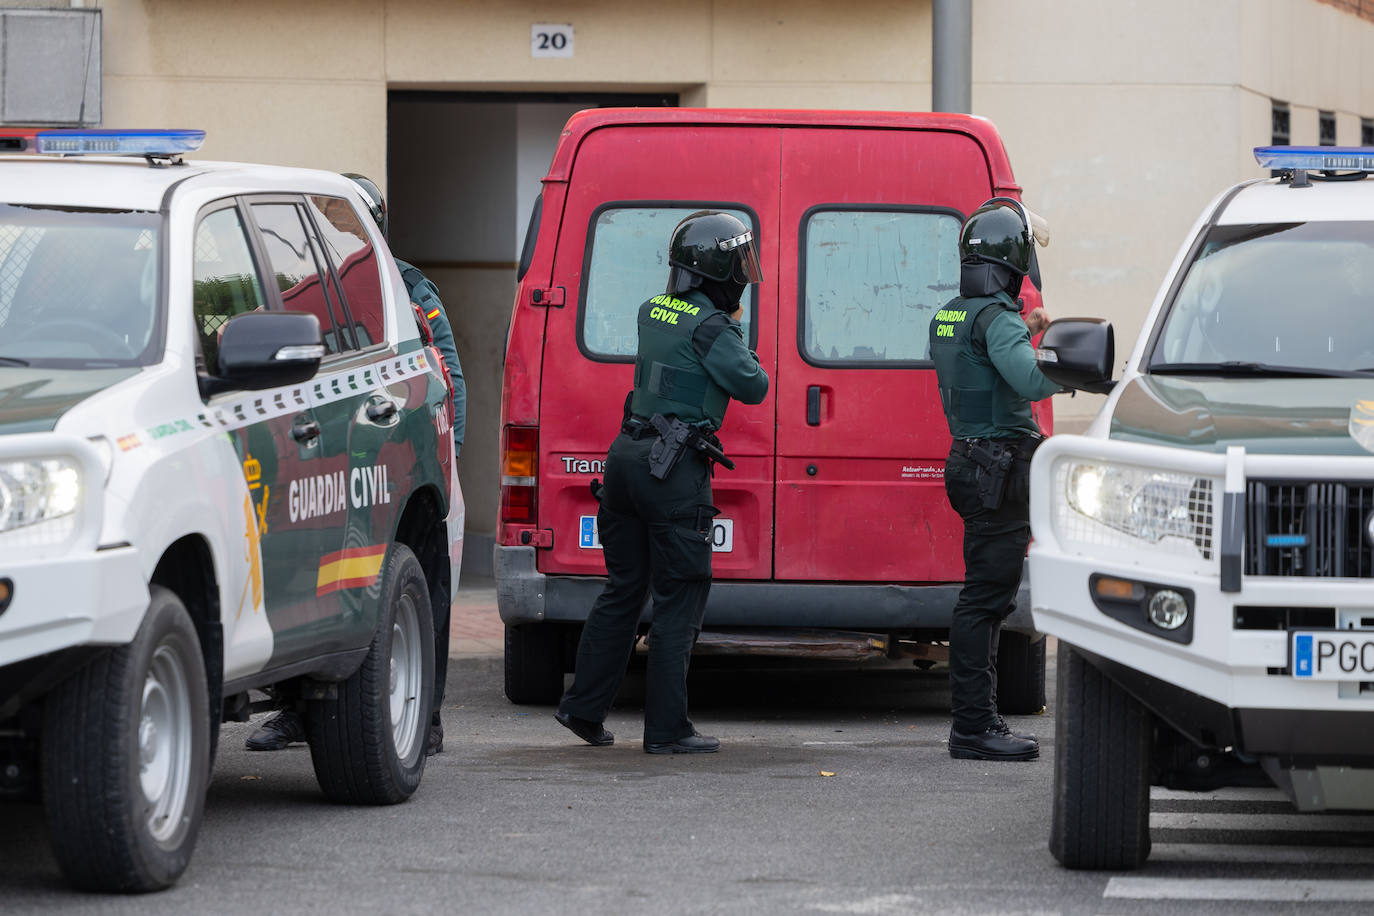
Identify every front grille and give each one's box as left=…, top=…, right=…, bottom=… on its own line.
left=1233, top=606, right=1336, bottom=630
left=1246, top=480, right=1374, bottom=577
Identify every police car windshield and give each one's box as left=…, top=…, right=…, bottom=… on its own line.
left=1149, top=221, right=1374, bottom=375
left=0, top=204, right=161, bottom=368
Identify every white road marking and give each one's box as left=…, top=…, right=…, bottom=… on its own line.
left=1104, top=877, right=1374, bottom=902
left=1150, top=812, right=1374, bottom=831
left=1150, top=842, right=1374, bottom=864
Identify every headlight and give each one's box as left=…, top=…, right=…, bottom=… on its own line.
left=1065, top=461, right=1212, bottom=546
left=0, top=457, right=83, bottom=533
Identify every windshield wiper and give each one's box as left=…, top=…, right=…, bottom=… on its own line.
left=1149, top=361, right=1372, bottom=378
left=0, top=355, right=29, bottom=366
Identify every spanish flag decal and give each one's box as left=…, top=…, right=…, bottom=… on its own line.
left=316, top=545, right=388, bottom=596
left=427, top=308, right=441, bottom=321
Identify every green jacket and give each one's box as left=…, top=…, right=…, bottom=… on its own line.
left=630, top=289, right=768, bottom=428
left=396, top=258, right=465, bottom=456
left=928, top=290, right=1058, bottom=440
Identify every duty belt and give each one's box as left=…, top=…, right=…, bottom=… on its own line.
left=950, top=436, right=1042, bottom=461
left=622, top=416, right=660, bottom=440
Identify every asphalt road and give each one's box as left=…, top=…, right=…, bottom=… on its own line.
left=3, top=650, right=1373, bottom=914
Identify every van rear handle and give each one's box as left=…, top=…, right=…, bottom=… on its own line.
left=806, top=386, right=821, bottom=426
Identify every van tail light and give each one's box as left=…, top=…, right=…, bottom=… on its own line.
left=500, top=425, right=538, bottom=525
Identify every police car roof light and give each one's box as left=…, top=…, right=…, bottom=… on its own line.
left=1253, top=146, right=1374, bottom=172
left=0, top=128, right=205, bottom=157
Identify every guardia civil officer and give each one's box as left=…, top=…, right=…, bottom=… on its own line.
left=928, top=198, right=1058, bottom=762
left=554, top=211, right=768, bottom=754
left=244, top=173, right=465, bottom=757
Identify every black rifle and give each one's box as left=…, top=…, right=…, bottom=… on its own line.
left=646, top=414, right=734, bottom=480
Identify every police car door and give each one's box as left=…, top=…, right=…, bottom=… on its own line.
left=773, top=127, right=988, bottom=582
left=192, top=199, right=334, bottom=667
left=241, top=198, right=352, bottom=663
left=302, top=193, right=428, bottom=643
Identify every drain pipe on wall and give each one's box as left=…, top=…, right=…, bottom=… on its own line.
left=932, top=0, right=972, bottom=114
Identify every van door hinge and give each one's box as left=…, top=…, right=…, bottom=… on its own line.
left=529, top=287, right=565, bottom=308
left=519, top=528, right=555, bottom=548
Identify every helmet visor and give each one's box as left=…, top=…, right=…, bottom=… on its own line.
left=720, top=230, right=763, bottom=284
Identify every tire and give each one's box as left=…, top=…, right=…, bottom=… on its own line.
left=996, top=630, right=1047, bottom=715
left=306, top=543, right=434, bottom=805
left=1049, top=641, right=1153, bottom=870
left=503, top=623, right=565, bottom=705
left=41, top=586, right=210, bottom=892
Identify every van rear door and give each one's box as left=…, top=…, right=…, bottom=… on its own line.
left=536, top=124, right=778, bottom=580
left=773, top=127, right=991, bottom=582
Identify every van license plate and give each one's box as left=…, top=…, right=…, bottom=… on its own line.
left=1290, top=631, right=1374, bottom=679
left=579, top=516, right=734, bottom=553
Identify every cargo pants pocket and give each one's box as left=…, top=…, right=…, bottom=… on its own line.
left=654, top=504, right=718, bottom=581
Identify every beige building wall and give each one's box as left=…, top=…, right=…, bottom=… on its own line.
left=30, top=0, right=1374, bottom=539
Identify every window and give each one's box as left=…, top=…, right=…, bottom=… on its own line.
left=801, top=208, right=961, bottom=364
left=307, top=195, right=386, bottom=348
left=1362, top=117, right=1374, bottom=147
left=0, top=205, right=161, bottom=367
left=581, top=206, right=755, bottom=359
left=1319, top=110, right=1337, bottom=147
left=1271, top=101, right=1290, bottom=146
left=251, top=202, right=347, bottom=353
left=1152, top=221, right=1374, bottom=371
left=193, top=207, right=265, bottom=372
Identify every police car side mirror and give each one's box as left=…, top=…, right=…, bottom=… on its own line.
left=211, top=311, right=324, bottom=393
left=1036, top=318, right=1116, bottom=394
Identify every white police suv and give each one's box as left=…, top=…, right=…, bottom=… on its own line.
left=0, top=129, right=462, bottom=890
left=1028, top=146, right=1374, bottom=870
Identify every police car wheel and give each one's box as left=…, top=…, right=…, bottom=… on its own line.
left=40, top=586, right=210, bottom=892
left=306, top=543, right=434, bottom=805
left=995, top=631, right=1047, bottom=715
left=1049, top=642, right=1152, bottom=870
left=503, top=624, right=566, bottom=705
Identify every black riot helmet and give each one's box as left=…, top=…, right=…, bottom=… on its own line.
left=342, top=173, right=388, bottom=239
left=957, top=197, right=1047, bottom=298
left=666, top=210, right=762, bottom=310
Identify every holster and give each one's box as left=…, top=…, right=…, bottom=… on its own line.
left=647, top=415, right=691, bottom=480
left=967, top=441, right=1016, bottom=510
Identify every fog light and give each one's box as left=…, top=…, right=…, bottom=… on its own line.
left=1148, top=589, right=1189, bottom=630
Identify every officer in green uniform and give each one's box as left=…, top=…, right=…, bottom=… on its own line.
left=245, top=174, right=462, bottom=756
left=555, top=211, right=768, bottom=754
left=929, top=198, right=1059, bottom=762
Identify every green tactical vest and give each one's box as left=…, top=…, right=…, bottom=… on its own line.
left=928, top=291, right=1025, bottom=440
left=630, top=290, right=731, bottom=428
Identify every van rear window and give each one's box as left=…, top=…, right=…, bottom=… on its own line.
left=801, top=208, right=960, bottom=365
left=581, top=206, right=755, bottom=360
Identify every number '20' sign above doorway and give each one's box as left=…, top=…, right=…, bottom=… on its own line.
left=531, top=24, right=574, bottom=58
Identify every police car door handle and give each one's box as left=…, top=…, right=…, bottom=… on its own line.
left=290, top=418, right=320, bottom=442
left=807, top=386, right=821, bottom=426
left=366, top=399, right=397, bottom=422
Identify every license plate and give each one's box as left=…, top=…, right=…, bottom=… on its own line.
left=579, top=516, right=734, bottom=553
left=1291, top=631, right=1374, bottom=680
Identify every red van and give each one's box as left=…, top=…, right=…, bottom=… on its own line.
left=498, top=108, right=1051, bottom=709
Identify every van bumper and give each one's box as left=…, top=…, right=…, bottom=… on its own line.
left=494, top=545, right=1036, bottom=635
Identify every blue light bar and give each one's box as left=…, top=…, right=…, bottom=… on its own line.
left=30, top=128, right=205, bottom=156
left=1254, top=145, right=1374, bottom=172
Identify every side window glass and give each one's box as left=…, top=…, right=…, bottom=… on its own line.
left=802, top=209, right=961, bottom=364
left=251, top=202, right=347, bottom=354
left=193, top=207, right=265, bottom=371
left=307, top=195, right=386, bottom=348
left=582, top=206, right=755, bottom=360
